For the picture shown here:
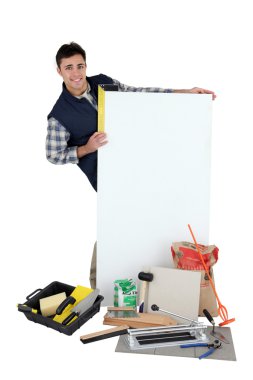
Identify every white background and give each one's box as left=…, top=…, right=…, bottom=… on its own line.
left=1, top=0, right=252, bottom=378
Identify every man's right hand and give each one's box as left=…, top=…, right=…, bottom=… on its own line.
left=77, top=132, right=108, bottom=158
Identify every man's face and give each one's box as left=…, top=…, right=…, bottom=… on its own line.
left=57, top=54, right=87, bottom=96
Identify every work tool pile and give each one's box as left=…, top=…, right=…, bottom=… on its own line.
left=17, top=225, right=236, bottom=360
left=83, top=225, right=236, bottom=360
left=80, top=302, right=234, bottom=360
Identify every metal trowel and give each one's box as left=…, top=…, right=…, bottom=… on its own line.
left=203, top=309, right=230, bottom=344
left=62, top=289, right=100, bottom=325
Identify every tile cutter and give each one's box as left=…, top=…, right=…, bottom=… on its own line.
left=125, top=324, right=209, bottom=350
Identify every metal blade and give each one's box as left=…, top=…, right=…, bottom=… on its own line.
left=107, top=310, right=139, bottom=318
left=72, top=289, right=100, bottom=316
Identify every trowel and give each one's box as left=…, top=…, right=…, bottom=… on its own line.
left=203, top=309, right=230, bottom=344
left=62, top=289, right=100, bottom=325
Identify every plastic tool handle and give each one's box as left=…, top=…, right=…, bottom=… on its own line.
left=180, top=343, right=208, bottom=348
left=17, top=304, right=38, bottom=314
left=56, top=296, right=76, bottom=315
left=62, top=312, right=77, bottom=325
left=199, top=347, right=215, bottom=360
left=203, top=309, right=215, bottom=326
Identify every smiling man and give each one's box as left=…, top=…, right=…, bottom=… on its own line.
left=46, top=42, right=215, bottom=192
left=47, top=43, right=110, bottom=190
left=58, top=55, right=87, bottom=95
left=46, top=42, right=215, bottom=287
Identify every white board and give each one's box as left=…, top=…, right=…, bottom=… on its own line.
left=97, top=93, right=212, bottom=305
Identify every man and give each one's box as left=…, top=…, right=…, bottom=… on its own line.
left=46, top=42, right=216, bottom=287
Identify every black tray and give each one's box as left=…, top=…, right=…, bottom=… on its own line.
left=19, top=281, right=103, bottom=336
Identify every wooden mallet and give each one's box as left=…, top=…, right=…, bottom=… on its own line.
left=138, top=271, right=154, bottom=313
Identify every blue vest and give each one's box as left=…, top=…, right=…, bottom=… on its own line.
left=48, top=74, right=114, bottom=190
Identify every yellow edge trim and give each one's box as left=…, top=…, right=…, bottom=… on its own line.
left=98, top=85, right=105, bottom=132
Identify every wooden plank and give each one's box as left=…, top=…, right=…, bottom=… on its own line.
left=80, top=325, right=129, bottom=344
left=103, top=312, right=177, bottom=328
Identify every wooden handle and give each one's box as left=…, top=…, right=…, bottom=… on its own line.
left=80, top=325, right=129, bottom=343
left=139, top=280, right=148, bottom=303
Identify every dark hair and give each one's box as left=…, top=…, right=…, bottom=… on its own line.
left=56, top=42, right=86, bottom=67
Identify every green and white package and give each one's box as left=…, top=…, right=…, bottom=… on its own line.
left=114, top=279, right=137, bottom=308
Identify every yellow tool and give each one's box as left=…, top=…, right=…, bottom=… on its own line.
left=98, top=84, right=118, bottom=132
left=53, top=285, right=93, bottom=324
left=98, top=85, right=105, bottom=132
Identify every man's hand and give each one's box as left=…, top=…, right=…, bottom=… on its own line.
left=188, top=87, right=216, bottom=100
left=173, top=87, right=216, bottom=100
left=77, top=132, right=108, bottom=158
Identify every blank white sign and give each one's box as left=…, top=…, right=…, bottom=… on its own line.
left=97, top=93, right=212, bottom=305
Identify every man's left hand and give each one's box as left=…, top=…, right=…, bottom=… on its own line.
left=173, top=87, right=216, bottom=100
left=187, top=87, right=216, bottom=100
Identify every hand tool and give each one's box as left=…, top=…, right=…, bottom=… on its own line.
left=17, top=304, right=38, bottom=314
left=126, top=324, right=208, bottom=350
left=107, top=306, right=139, bottom=318
left=80, top=325, right=129, bottom=344
left=203, top=309, right=230, bottom=344
left=56, top=296, right=76, bottom=315
left=62, top=288, right=100, bottom=325
left=39, top=292, right=66, bottom=317
left=180, top=339, right=222, bottom=359
left=188, top=224, right=235, bottom=326
left=53, top=285, right=94, bottom=323
left=151, top=304, right=201, bottom=326
left=138, top=271, right=154, bottom=313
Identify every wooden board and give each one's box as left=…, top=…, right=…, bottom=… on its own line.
left=80, top=325, right=129, bottom=343
left=103, top=312, right=177, bottom=328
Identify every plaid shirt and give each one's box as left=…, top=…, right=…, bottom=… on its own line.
left=46, top=79, right=172, bottom=165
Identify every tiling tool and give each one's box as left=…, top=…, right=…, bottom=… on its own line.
left=151, top=304, right=201, bottom=326
left=39, top=292, right=66, bottom=317
left=61, top=289, right=100, bottom=325
left=203, top=309, right=230, bottom=344
left=53, top=285, right=94, bottom=323
left=126, top=324, right=209, bottom=350
left=180, top=339, right=222, bottom=359
left=107, top=306, right=139, bottom=318
left=80, top=325, right=129, bottom=344
left=188, top=224, right=235, bottom=326
left=138, top=271, right=154, bottom=313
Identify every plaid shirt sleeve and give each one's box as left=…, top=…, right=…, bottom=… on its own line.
left=46, top=117, right=79, bottom=164
left=112, top=79, right=173, bottom=93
